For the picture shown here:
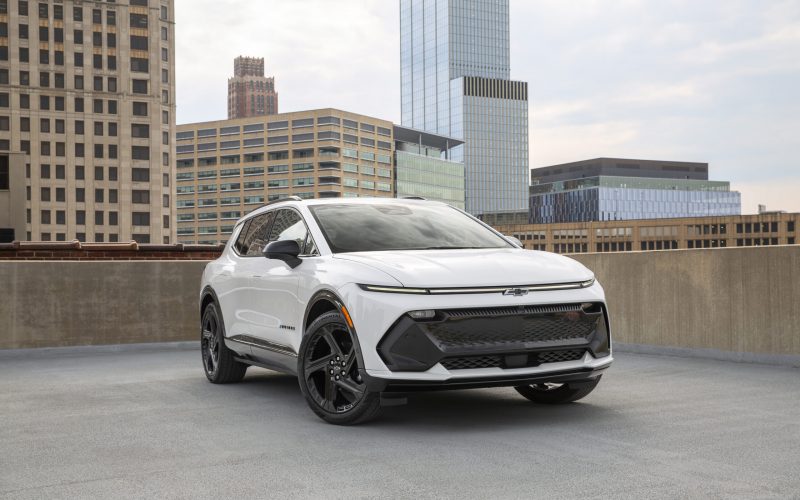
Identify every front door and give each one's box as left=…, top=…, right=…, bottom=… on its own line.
left=246, top=208, right=311, bottom=349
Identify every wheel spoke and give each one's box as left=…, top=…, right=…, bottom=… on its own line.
left=344, top=354, right=357, bottom=373
left=202, top=328, right=213, bottom=340
left=206, top=354, right=214, bottom=372
left=324, top=375, right=337, bottom=404
left=306, top=354, right=335, bottom=375
left=321, top=327, right=345, bottom=358
left=335, top=378, right=364, bottom=399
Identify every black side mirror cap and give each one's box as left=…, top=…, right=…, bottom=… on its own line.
left=263, top=240, right=302, bottom=268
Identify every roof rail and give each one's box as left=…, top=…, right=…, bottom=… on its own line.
left=401, top=196, right=427, bottom=200
left=261, top=195, right=303, bottom=208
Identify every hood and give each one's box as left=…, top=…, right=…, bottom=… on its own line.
left=333, top=248, right=594, bottom=288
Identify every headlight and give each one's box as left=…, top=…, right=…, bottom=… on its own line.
left=357, top=284, right=429, bottom=294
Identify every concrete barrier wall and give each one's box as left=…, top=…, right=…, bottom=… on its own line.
left=572, top=246, right=800, bottom=359
left=1, top=261, right=207, bottom=349
left=1, top=247, right=799, bottom=359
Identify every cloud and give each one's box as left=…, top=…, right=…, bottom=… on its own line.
left=175, top=0, right=399, bottom=124
left=175, top=0, right=800, bottom=212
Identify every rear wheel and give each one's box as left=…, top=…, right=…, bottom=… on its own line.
left=514, top=376, right=601, bottom=404
left=201, top=302, right=247, bottom=384
left=298, top=311, right=381, bottom=425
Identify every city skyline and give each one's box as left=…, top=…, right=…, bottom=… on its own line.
left=175, top=0, right=800, bottom=213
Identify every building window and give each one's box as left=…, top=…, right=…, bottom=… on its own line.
left=132, top=102, right=148, bottom=116
left=130, top=35, right=148, bottom=51
left=132, top=191, right=150, bottom=204
left=132, top=79, right=148, bottom=94
left=130, top=58, right=149, bottom=73
left=132, top=146, right=150, bottom=160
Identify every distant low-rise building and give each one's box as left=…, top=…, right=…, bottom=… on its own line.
left=175, top=109, right=463, bottom=244
left=493, top=212, right=798, bottom=254
left=394, top=126, right=464, bottom=209
left=529, top=158, right=741, bottom=223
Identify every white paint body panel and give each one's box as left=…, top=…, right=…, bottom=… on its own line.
left=201, top=198, right=611, bottom=381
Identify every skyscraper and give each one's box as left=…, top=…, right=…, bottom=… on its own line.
left=400, top=0, right=529, bottom=216
left=227, top=56, right=278, bottom=119
left=0, top=0, right=177, bottom=243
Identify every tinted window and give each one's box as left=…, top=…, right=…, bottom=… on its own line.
left=310, top=203, right=511, bottom=253
left=268, top=209, right=313, bottom=254
left=237, top=212, right=274, bottom=257
left=233, top=219, right=251, bottom=254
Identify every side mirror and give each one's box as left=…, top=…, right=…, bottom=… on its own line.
left=263, top=240, right=302, bottom=268
left=505, top=235, right=523, bottom=248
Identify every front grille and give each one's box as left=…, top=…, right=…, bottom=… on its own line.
left=441, top=349, right=586, bottom=370
left=376, top=302, right=609, bottom=372
left=427, top=308, right=597, bottom=350
left=444, top=304, right=583, bottom=319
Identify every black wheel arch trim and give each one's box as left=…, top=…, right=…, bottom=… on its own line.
left=200, top=286, right=228, bottom=342
left=301, top=288, right=369, bottom=383
left=200, top=286, right=220, bottom=316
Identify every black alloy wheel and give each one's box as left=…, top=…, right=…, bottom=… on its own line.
left=298, top=311, right=381, bottom=425
left=201, top=302, right=247, bottom=384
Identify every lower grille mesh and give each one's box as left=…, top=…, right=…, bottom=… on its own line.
left=440, top=355, right=503, bottom=370
left=441, top=349, right=586, bottom=370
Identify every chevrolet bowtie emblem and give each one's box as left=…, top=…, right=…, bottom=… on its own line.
left=502, top=288, right=529, bottom=296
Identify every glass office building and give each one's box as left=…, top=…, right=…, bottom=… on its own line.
left=400, top=0, right=529, bottom=216
left=394, top=125, right=465, bottom=209
left=530, top=176, right=742, bottom=223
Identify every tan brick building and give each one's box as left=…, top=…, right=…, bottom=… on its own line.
left=494, top=213, right=800, bottom=254
left=227, top=56, right=277, bottom=119
left=0, top=0, right=176, bottom=243
left=175, top=109, right=396, bottom=245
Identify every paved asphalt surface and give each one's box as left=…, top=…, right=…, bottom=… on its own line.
left=1, top=345, right=799, bottom=499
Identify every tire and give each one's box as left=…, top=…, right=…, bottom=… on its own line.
left=297, top=311, right=381, bottom=425
left=514, top=376, right=601, bottom=405
left=201, top=301, right=248, bottom=384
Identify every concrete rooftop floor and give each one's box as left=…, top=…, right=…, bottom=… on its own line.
left=1, top=345, right=799, bottom=499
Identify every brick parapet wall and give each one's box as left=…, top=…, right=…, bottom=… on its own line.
left=0, top=241, right=224, bottom=260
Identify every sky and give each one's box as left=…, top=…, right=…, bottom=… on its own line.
left=175, top=0, right=800, bottom=214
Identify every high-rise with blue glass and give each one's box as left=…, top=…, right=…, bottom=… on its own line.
left=400, top=0, right=529, bottom=216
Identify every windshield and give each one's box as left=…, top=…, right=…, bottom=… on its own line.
left=309, top=203, right=512, bottom=253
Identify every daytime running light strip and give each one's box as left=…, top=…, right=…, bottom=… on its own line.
left=359, top=278, right=595, bottom=295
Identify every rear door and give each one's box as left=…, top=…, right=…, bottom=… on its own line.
left=226, top=211, right=275, bottom=339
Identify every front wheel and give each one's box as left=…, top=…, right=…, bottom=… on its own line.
left=298, top=311, right=381, bottom=425
left=514, top=376, right=601, bottom=404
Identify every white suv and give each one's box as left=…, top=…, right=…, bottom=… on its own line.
left=200, top=198, right=612, bottom=424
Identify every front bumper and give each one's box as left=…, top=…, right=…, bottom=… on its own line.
left=338, top=281, right=613, bottom=385
left=362, top=364, right=609, bottom=392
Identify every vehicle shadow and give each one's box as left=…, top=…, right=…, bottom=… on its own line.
left=235, top=369, right=619, bottom=431
left=375, top=389, right=617, bottom=431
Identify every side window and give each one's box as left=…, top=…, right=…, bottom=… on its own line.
left=304, top=231, right=318, bottom=256
left=233, top=219, right=251, bottom=255
left=243, top=212, right=275, bottom=256
left=268, top=209, right=312, bottom=254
